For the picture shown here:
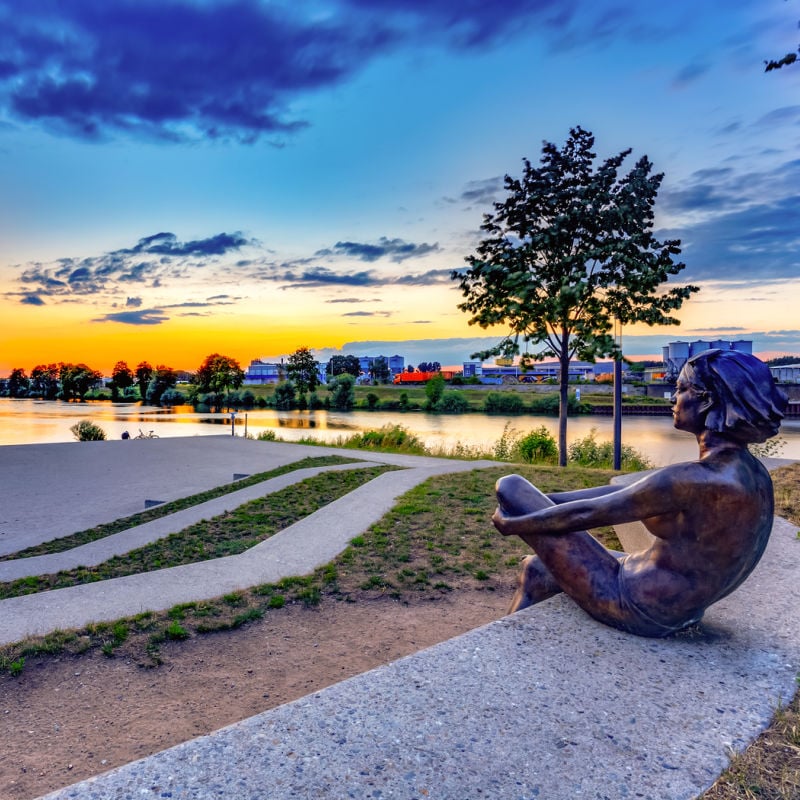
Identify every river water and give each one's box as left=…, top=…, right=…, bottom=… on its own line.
left=1, top=397, right=799, bottom=467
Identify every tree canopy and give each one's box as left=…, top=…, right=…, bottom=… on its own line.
left=326, top=354, right=361, bottom=378
left=286, top=346, right=320, bottom=394
left=193, top=353, right=245, bottom=395
left=369, top=356, right=390, bottom=384
left=453, top=126, right=698, bottom=464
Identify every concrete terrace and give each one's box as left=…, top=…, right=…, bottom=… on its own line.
left=0, top=437, right=797, bottom=799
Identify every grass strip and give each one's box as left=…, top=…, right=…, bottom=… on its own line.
left=0, top=464, right=394, bottom=600
left=0, top=454, right=359, bottom=561
left=0, top=464, right=613, bottom=668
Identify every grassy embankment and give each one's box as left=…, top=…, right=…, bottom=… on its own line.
left=0, top=439, right=796, bottom=798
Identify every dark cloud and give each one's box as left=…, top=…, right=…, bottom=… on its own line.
left=455, top=177, right=504, bottom=207
left=13, top=231, right=251, bottom=299
left=126, top=296, right=142, bottom=307
left=342, top=310, right=391, bottom=317
left=316, top=237, right=440, bottom=262
left=21, top=294, right=45, bottom=305
left=0, top=0, right=574, bottom=143
left=93, top=308, right=169, bottom=325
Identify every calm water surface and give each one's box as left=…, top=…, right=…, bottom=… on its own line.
left=1, top=397, right=799, bottom=467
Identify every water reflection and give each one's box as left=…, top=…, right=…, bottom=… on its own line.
left=1, top=397, right=799, bottom=467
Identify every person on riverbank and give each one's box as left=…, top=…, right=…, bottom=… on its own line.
left=493, top=349, right=788, bottom=637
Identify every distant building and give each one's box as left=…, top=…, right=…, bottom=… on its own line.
left=243, top=359, right=283, bottom=385
left=661, top=340, right=753, bottom=380
left=358, top=354, right=405, bottom=378
left=462, top=360, right=612, bottom=383
left=770, top=363, right=800, bottom=384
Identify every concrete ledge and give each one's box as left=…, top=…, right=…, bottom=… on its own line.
left=41, top=516, right=800, bottom=800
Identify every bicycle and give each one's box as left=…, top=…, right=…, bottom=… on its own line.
left=135, top=429, right=159, bottom=439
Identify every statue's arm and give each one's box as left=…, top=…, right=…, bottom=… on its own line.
left=494, top=467, right=689, bottom=538
left=547, top=485, right=622, bottom=504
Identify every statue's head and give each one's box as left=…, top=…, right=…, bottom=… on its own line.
left=680, top=349, right=787, bottom=443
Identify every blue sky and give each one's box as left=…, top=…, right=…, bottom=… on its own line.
left=1, top=0, right=799, bottom=372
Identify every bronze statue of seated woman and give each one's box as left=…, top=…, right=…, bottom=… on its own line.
left=493, top=349, right=788, bottom=637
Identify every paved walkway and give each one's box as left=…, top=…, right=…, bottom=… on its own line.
left=0, top=437, right=497, bottom=645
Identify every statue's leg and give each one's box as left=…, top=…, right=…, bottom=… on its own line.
left=497, top=474, right=626, bottom=627
left=498, top=475, right=563, bottom=613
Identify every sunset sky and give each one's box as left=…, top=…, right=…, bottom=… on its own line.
left=1, top=0, right=799, bottom=375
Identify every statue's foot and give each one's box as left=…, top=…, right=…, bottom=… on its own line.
left=508, top=555, right=537, bottom=614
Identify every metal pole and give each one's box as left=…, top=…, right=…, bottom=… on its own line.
left=613, top=319, right=622, bottom=470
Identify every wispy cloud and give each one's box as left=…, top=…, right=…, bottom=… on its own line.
left=315, top=237, right=440, bottom=263
left=11, top=231, right=252, bottom=302
left=93, top=308, right=170, bottom=325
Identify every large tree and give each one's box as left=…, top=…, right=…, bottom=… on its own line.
left=135, top=361, right=154, bottom=402
left=453, top=127, right=698, bottom=465
left=326, top=354, right=361, bottom=379
left=369, top=356, right=390, bottom=384
left=7, top=368, right=29, bottom=398
left=286, top=346, right=320, bottom=394
left=193, top=353, right=245, bottom=395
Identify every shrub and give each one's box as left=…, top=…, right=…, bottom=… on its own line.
left=345, top=424, right=426, bottom=454
left=484, top=392, right=525, bottom=414
left=274, top=381, right=296, bottom=410
left=70, top=420, right=107, bottom=441
left=568, top=429, right=652, bottom=471
left=365, top=392, right=380, bottom=410
left=516, top=426, right=558, bottom=464
left=308, top=392, right=324, bottom=410
left=160, top=388, right=186, bottom=407
left=256, top=430, right=277, bottom=441
left=328, top=373, right=355, bottom=410
left=436, top=391, right=469, bottom=414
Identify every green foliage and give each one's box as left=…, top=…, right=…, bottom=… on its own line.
left=256, top=430, right=277, bottom=441
left=568, top=429, right=652, bottom=471
left=483, top=392, right=525, bottom=414
left=193, top=353, right=245, bottom=400
left=425, top=373, right=445, bottom=409
left=365, top=392, right=380, bottom=410
left=436, top=390, right=469, bottom=413
left=286, top=346, right=320, bottom=394
left=749, top=437, right=786, bottom=459
left=273, top=380, right=296, bottom=410
left=454, top=126, right=698, bottom=463
left=517, top=427, right=558, bottom=464
left=328, top=373, right=356, bottom=410
left=369, top=356, right=391, bottom=384
left=326, top=354, right=361, bottom=378
left=70, top=419, right=107, bottom=441
left=343, top=424, right=426, bottom=454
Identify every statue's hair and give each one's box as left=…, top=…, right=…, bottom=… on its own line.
left=682, top=349, right=788, bottom=443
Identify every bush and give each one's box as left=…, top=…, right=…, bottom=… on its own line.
left=345, top=424, right=426, bottom=454
left=70, top=420, right=107, bottom=441
left=436, top=391, right=469, bottom=413
left=365, top=392, right=380, bottom=410
left=516, top=426, right=558, bottom=464
left=274, top=381, right=296, bottom=410
left=568, top=429, right=652, bottom=471
left=256, top=430, right=277, bottom=441
left=308, top=392, right=324, bottom=410
left=160, top=388, right=186, bottom=407
left=484, top=392, right=525, bottom=414
left=328, top=374, right=355, bottom=411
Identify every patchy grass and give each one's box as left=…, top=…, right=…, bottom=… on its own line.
left=0, top=455, right=359, bottom=561
left=0, top=464, right=614, bottom=671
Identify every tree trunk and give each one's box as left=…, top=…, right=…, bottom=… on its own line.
left=558, top=331, right=570, bottom=467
